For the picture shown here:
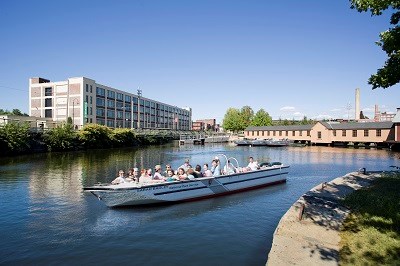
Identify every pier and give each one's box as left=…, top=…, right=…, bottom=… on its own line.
left=179, top=132, right=230, bottom=145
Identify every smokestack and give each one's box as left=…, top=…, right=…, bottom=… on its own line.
left=355, top=88, right=360, bottom=120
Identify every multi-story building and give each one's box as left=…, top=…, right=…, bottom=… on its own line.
left=29, top=77, right=192, bottom=130
left=193, top=119, right=216, bottom=131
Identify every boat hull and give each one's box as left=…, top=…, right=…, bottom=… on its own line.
left=84, top=165, right=289, bottom=207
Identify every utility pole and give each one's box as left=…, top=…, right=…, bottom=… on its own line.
left=137, top=89, right=142, bottom=129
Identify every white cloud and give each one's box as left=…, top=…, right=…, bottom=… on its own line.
left=313, top=114, right=332, bottom=120
left=362, top=107, right=374, bottom=112
left=293, top=112, right=304, bottom=117
left=280, top=106, right=295, bottom=111
left=330, top=108, right=341, bottom=112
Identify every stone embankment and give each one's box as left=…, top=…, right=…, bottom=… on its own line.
left=267, top=170, right=382, bottom=265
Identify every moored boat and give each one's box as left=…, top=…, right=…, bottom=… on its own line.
left=233, top=139, right=251, bottom=146
left=84, top=154, right=289, bottom=207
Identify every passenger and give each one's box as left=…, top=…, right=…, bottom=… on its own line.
left=211, top=159, right=221, bottom=177
left=139, top=168, right=153, bottom=184
left=195, top=165, right=203, bottom=177
left=247, top=156, right=259, bottom=171
left=186, top=168, right=196, bottom=180
left=163, top=164, right=172, bottom=177
left=111, top=170, right=126, bottom=184
left=166, top=169, right=179, bottom=182
left=132, top=167, right=140, bottom=183
left=147, top=168, right=153, bottom=179
left=203, top=163, right=213, bottom=177
left=179, top=159, right=191, bottom=172
left=126, top=168, right=135, bottom=182
left=153, top=165, right=165, bottom=181
left=223, top=160, right=236, bottom=175
left=177, top=167, right=188, bottom=180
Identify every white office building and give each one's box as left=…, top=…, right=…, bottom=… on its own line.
left=29, top=77, right=192, bottom=130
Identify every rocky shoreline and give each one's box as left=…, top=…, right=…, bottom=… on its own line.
left=266, top=170, right=382, bottom=265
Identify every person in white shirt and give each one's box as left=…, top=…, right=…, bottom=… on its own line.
left=223, top=160, right=236, bottom=175
left=111, top=170, right=127, bottom=184
left=153, top=165, right=165, bottom=181
left=202, top=164, right=213, bottom=177
left=246, top=157, right=259, bottom=171
left=179, top=159, right=191, bottom=172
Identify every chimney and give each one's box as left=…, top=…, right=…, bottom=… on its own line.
left=355, top=88, right=360, bottom=120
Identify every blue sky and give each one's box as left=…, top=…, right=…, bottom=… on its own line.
left=0, top=0, right=398, bottom=123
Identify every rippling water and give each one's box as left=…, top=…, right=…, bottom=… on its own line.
left=0, top=143, right=398, bottom=265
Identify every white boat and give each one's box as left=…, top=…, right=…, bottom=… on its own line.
left=84, top=154, right=289, bottom=207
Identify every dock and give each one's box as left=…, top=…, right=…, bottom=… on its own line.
left=179, top=133, right=230, bottom=145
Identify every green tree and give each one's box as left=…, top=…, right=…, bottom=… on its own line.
left=78, top=124, right=113, bottom=148
left=222, top=108, right=244, bottom=132
left=251, top=109, right=272, bottom=126
left=0, top=122, right=30, bottom=155
left=240, top=106, right=254, bottom=128
left=43, top=123, right=77, bottom=151
left=350, top=0, right=400, bottom=89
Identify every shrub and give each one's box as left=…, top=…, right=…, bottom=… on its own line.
left=111, top=128, right=138, bottom=147
left=43, top=123, right=77, bottom=151
left=0, top=122, right=31, bottom=155
left=78, top=124, right=112, bottom=148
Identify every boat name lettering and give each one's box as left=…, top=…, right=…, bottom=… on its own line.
left=169, top=183, right=199, bottom=190
left=137, top=185, right=167, bottom=192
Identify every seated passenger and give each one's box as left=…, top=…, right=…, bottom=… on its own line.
left=139, top=169, right=152, bottom=184
left=111, top=170, right=127, bottom=184
left=186, top=168, right=197, bottom=180
left=202, top=163, right=213, bottom=177
left=163, top=164, right=172, bottom=177
left=177, top=167, right=188, bottom=180
left=153, top=165, right=165, bottom=181
left=246, top=156, right=259, bottom=171
left=166, top=169, right=179, bottom=182
left=179, top=159, right=191, bottom=172
left=194, top=165, right=203, bottom=177
left=211, top=159, right=221, bottom=177
left=223, top=160, right=236, bottom=175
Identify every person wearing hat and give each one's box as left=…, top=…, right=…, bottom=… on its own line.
left=153, top=165, right=165, bottom=181
left=179, top=159, right=191, bottom=172
left=111, top=170, right=127, bottom=184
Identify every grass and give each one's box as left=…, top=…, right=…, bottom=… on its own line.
left=339, top=172, right=400, bottom=265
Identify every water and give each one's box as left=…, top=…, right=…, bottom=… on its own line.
left=0, top=144, right=398, bottom=265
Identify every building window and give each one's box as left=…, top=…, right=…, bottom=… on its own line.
left=97, top=118, right=105, bottom=125
left=89, top=107, right=92, bottom=115
left=117, top=111, right=123, bottom=119
left=333, top=130, right=336, bottom=137
left=317, top=131, right=321, bottom=139
left=45, top=87, right=52, bottom=96
left=117, top=93, right=123, bottom=101
left=107, top=120, right=115, bottom=127
left=257, top=131, right=259, bottom=136
left=86, top=84, right=88, bottom=92
left=299, top=131, right=302, bottom=136
left=116, top=102, right=123, bottom=109
left=262, top=131, right=264, bottom=136
left=86, top=95, right=88, bottom=103
left=107, top=90, right=115, bottom=99
left=376, top=129, right=382, bottom=137
left=96, top=98, right=105, bottom=107
left=279, top=131, right=282, bottom=136
left=286, top=131, right=288, bottom=136
left=352, top=130, right=357, bottom=137
left=364, top=130, right=369, bottom=137
left=273, top=131, right=276, bottom=136
left=96, top=87, right=105, bottom=97
left=96, top=108, right=105, bottom=117
left=107, top=110, right=115, bottom=118
left=45, top=98, right=52, bottom=107
left=90, top=96, right=92, bottom=104
left=90, top=85, right=92, bottom=93
left=267, top=131, right=270, bottom=136
left=307, top=130, right=310, bottom=136
left=107, top=99, right=115, bottom=108
left=292, top=131, right=295, bottom=136
left=45, top=109, right=52, bottom=118
left=342, top=130, right=346, bottom=137
left=125, top=95, right=131, bottom=102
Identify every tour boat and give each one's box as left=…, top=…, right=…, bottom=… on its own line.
left=84, top=154, right=289, bottom=207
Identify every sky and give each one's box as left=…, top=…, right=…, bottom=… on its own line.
left=0, top=0, right=399, bottom=123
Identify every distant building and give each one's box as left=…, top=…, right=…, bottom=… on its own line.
left=192, top=121, right=205, bottom=131
left=0, top=115, right=56, bottom=130
left=193, top=119, right=216, bottom=131
left=29, top=77, right=192, bottom=130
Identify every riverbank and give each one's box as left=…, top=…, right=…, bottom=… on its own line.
left=266, top=170, right=382, bottom=265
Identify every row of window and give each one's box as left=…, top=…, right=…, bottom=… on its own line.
left=249, top=129, right=383, bottom=138
left=95, top=89, right=190, bottom=116
left=250, top=130, right=311, bottom=137
left=331, top=129, right=382, bottom=137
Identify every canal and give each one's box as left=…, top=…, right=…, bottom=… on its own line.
left=0, top=143, right=398, bottom=265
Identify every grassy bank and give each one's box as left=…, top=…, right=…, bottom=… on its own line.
left=339, top=172, right=400, bottom=265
